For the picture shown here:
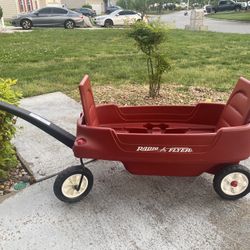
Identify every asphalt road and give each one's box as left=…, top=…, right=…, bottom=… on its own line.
left=154, top=11, right=250, bottom=34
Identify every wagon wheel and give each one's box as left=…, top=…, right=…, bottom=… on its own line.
left=213, top=164, right=250, bottom=200
left=53, top=165, right=93, bottom=203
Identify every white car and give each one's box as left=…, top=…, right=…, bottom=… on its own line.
left=238, top=1, right=247, bottom=9
left=94, top=9, right=141, bottom=27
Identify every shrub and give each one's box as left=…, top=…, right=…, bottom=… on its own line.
left=0, top=79, right=22, bottom=179
left=129, top=21, right=170, bottom=98
left=82, top=4, right=92, bottom=9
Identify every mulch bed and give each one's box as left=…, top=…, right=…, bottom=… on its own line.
left=91, top=84, right=229, bottom=106
left=0, top=163, right=34, bottom=197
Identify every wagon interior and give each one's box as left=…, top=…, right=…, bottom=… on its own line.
left=79, top=75, right=250, bottom=135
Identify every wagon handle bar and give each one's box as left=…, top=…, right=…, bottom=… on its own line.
left=0, top=101, right=76, bottom=148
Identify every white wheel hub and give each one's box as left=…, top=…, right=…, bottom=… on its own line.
left=62, top=174, right=88, bottom=198
left=221, top=172, right=249, bottom=196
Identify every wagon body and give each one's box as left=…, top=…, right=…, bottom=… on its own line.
left=1, top=74, right=250, bottom=202
left=73, top=76, right=250, bottom=176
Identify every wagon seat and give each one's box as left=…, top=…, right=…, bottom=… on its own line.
left=79, top=75, right=250, bottom=134
left=216, top=77, right=250, bottom=130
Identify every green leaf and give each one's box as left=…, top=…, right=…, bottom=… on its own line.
left=0, top=78, right=22, bottom=178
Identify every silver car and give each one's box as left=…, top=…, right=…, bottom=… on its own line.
left=11, top=7, right=85, bottom=30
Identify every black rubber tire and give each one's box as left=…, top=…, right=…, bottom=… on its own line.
left=104, top=19, right=113, bottom=28
left=235, top=7, right=240, bottom=12
left=53, top=165, right=93, bottom=203
left=213, top=164, right=250, bottom=200
left=21, top=19, right=32, bottom=30
left=64, top=19, right=75, bottom=29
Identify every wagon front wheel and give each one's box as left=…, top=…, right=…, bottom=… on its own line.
left=53, top=165, right=93, bottom=203
left=213, top=164, right=250, bottom=200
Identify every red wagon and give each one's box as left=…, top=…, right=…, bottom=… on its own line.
left=1, top=75, right=250, bottom=203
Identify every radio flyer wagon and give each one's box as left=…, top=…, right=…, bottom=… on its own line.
left=0, top=75, right=250, bottom=203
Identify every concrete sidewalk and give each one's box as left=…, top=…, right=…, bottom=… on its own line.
left=0, top=93, right=250, bottom=250
left=13, top=92, right=80, bottom=180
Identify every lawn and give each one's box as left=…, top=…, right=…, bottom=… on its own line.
left=207, top=11, right=250, bottom=22
left=0, top=28, right=249, bottom=97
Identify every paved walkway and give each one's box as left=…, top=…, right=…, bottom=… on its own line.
left=13, top=92, right=80, bottom=180
left=0, top=93, right=249, bottom=250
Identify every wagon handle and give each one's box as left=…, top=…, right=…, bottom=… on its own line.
left=0, top=101, right=76, bottom=148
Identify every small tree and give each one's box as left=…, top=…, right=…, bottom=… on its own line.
left=116, top=0, right=135, bottom=10
left=129, top=21, right=170, bottom=98
left=0, top=6, right=3, bottom=19
left=0, top=79, right=22, bottom=179
left=131, top=0, right=149, bottom=17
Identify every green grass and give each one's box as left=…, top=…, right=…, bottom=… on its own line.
left=0, top=28, right=249, bottom=97
left=207, top=11, right=250, bottom=22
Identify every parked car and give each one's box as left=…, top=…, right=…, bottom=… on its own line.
left=238, top=2, right=247, bottom=9
left=204, top=4, right=213, bottom=13
left=11, top=6, right=85, bottom=30
left=72, top=8, right=96, bottom=17
left=95, top=9, right=141, bottom=27
left=207, top=0, right=242, bottom=13
left=105, top=5, right=122, bottom=14
left=163, top=3, right=176, bottom=10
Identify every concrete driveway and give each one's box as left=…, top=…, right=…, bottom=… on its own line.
left=154, top=11, right=250, bottom=34
left=1, top=165, right=249, bottom=250
left=0, top=93, right=249, bottom=250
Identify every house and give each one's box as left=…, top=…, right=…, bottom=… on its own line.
left=0, top=0, right=117, bottom=18
left=0, top=0, right=45, bottom=18
left=63, top=0, right=106, bottom=14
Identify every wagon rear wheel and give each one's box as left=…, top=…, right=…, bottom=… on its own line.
left=53, top=165, right=93, bottom=203
left=213, top=164, right=250, bottom=200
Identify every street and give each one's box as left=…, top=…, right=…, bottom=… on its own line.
left=153, top=10, right=250, bottom=34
